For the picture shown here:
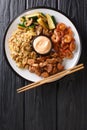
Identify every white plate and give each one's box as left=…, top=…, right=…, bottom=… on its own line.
left=4, top=7, right=81, bottom=82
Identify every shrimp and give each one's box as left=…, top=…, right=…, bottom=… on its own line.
left=57, top=23, right=66, bottom=31
left=69, top=41, right=76, bottom=51
left=64, top=49, right=73, bottom=59
left=54, top=29, right=64, bottom=38
left=65, top=27, right=73, bottom=36
left=51, top=34, right=60, bottom=43
left=63, top=34, right=72, bottom=43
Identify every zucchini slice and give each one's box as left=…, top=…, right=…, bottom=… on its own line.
left=37, top=18, right=48, bottom=29
left=25, top=12, right=40, bottom=19
left=46, top=14, right=56, bottom=29
left=25, top=12, right=47, bottom=22
left=18, top=24, right=26, bottom=30
left=20, top=16, right=26, bottom=22
left=39, top=13, right=47, bottom=22
left=28, top=24, right=35, bottom=29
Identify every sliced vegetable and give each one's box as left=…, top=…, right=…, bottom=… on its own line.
left=40, top=13, right=46, bottom=17
left=28, top=24, right=35, bottom=29
left=51, top=16, right=56, bottom=25
left=18, top=12, right=57, bottom=30
left=46, top=14, right=56, bottom=29
left=30, top=16, right=38, bottom=21
left=25, top=12, right=40, bottom=19
left=37, top=18, right=48, bottom=29
left=25, top=12, right=47, bottom=22
left=24, top=18, right=33, bottom=27
left=20, top=16, right=26, bottom=22
left=18, top=23, right=26, bottom=30
left=39, top=13, right=47, bottom=22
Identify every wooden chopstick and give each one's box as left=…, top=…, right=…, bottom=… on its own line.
left=17, top=64, right=84, bottom=93
left=17, top=63, right=84, bottom=93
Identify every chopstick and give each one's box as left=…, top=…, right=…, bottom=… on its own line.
left=17, top=63, right=84, bottom=93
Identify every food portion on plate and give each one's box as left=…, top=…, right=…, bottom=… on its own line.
left=8, top=12, right=76, bottom=78
left=33, top=35, right=52, bottom=55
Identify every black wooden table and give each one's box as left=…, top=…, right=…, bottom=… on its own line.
left=0, top=0, right=87, bottom=130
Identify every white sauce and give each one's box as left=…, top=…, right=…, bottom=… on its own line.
left=33, top=36, right=51, bottom=54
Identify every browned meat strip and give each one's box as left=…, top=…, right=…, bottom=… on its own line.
left=41, top=72, right=49, bottom=78
left=57, top=63, right=64, bottom=71
left=44, top=64, right=53, bottom=73
left=28, top=59, right=35, bottom=65
left=29, top=66, right=35, bottom=73
left=39, top=62, right=47, bottom=67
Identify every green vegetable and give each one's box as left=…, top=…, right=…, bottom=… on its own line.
left=20, top=16, right=26, bottom=22
left=46, top=14, right=56, bottom=29
left=39, top=13, right=47, bottom=22
left=51, top=16, right=56, bottom=25
left=25, top=12, right=40, bottom=19
left=40, top=13, right=46, bottom=17
left=29, top=16, right=38, bottom=21
left=18, top=23, right=26, bottom=29
left=18, top=12, right=57, bottom=30
left=37, top=18, right=48, bottom=29
left=28, top=24, right=35, bottom=29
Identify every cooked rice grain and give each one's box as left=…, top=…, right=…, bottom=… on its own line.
left=9, top=29, right=37, bottom=68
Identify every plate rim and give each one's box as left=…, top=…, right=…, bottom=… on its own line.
left=3, top=7, right=82, bottom=82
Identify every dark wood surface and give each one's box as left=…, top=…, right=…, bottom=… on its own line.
left=0, top=0, right=87, bottom=130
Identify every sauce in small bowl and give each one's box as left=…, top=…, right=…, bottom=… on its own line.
left=33, top=35, right=52, bottom=55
